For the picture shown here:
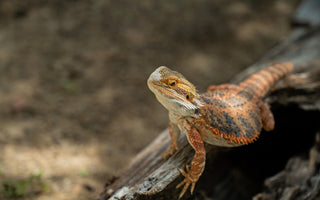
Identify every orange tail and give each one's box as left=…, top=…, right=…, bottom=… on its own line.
left=239, top=62, right=294, bottom=97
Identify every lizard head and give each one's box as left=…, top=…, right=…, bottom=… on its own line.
left=147, top=66, right=203, bottom=117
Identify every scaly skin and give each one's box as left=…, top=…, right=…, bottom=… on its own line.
left=147, top=63, right=294, bottom=199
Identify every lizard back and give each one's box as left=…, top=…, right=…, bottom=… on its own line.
left=196, top=63, right=293, bottom=145
left=198, top=88, right=261, bottom=145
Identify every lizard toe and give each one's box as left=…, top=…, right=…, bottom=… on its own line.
left=177, top=165, right=197, bottom=199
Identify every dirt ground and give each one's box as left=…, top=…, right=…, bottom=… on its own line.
left=0, top=0, right=300, bottom=199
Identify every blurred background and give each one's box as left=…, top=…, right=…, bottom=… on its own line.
left=0, top=0, right=300, bottom=199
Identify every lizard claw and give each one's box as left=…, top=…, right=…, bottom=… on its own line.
left=176, top=165, right=197, bottom=199
left=161, top=149, right=174, bottom=160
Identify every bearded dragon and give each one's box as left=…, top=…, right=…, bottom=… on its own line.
left=147, top=63, right=294, bottom=199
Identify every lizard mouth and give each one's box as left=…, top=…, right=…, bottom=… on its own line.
left=147, top=79, right=181, bottom=101
left=148, top=80, right=201, bottom=117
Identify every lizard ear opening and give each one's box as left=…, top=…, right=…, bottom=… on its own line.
left=194, top=108, right=200, bottom=115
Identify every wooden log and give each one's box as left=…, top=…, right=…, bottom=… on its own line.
left=100, top=1, right=320, bottom=199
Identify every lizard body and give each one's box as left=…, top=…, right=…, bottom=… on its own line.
left=147, top=63, right=293, bottom=199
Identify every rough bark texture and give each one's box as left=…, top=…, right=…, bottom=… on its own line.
left=101, top=0, right=320, bottom=199
left=253, top=132, right=320, bottom=200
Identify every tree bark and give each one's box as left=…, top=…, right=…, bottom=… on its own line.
left=100, top=0, right=320, bottom=199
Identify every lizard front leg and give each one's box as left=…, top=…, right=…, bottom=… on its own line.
left=162, top=121, right=180, bottom=160
left=176, top=125, right=206, bottom=199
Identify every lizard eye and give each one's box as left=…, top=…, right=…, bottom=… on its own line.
left=168, top=80, right=176, bottom=86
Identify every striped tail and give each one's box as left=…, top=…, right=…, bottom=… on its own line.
left=239, top=62, right=294, bottom=97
